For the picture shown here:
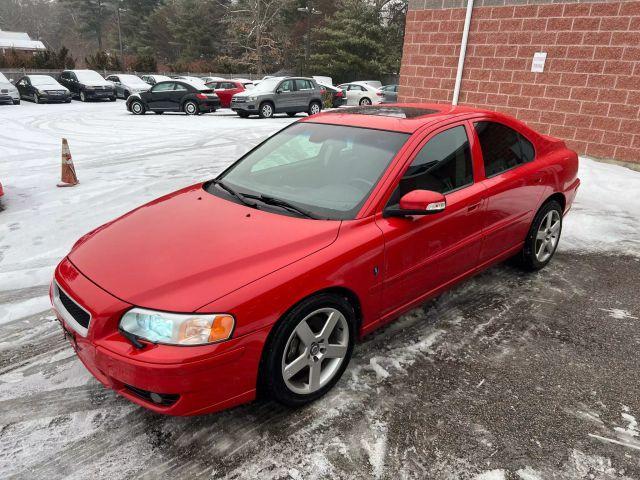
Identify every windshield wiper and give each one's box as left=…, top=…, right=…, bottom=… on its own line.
left=211, top=179, right=257, bottom=208
left=246, top=194, right=320, bottom=219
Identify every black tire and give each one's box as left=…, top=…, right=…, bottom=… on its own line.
left=65, top=99, right=71, bottom=103
left=519, top=200, right=563, bottom=271
left=259, top=101, right=274, bottom=119
left=261, top=293, right=356, bottom=407
left=80, top=91, right=87, bottom=102
left=13, top=100, right=20, bottom=105
left=359, top=97, right=372, bottom=106
left=237, top=111, right=250, bottom=118
left=130, top=100, right=146, bottom=115
left=286, top=112, right=297, bottom=118
left=109, top=96, right=117, bottom=102
left=183, top=100, right=198, bottom=115
left=34, top=94, right=40, bottom=104
left=308, top=101, right=322, bottom=116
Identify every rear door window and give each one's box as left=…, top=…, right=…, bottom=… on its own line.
left=151, top=82, right=175, bottom=93
left=474, top=121, right=535, bottom=177
left=295, top=79, right=313, bottom=91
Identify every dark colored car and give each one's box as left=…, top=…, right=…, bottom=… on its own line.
left=318, top=83, right=345, bottom=108
left=15, top=75, right=72, bottom=103
left=380, top=84, right=398, bottom=103
left=126, top=80, right=220, bottom=115
left=59, top=70, right=116, bottom=102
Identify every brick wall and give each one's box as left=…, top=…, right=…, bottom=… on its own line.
left=399, top=0, right=640, bottom=163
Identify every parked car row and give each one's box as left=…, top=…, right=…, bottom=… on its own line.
left=2, top=68, right=397, bottom=118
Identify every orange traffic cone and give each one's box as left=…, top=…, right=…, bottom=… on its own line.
left=57, top=138, right=79, bottom=187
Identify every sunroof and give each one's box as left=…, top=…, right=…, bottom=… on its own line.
left=340, top=106, right=440, bottom=119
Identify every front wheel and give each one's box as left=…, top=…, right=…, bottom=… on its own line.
left=261, top=293, right=355, bottom=407
left=519, top=200, right=563, bottom=271
left=259, top=102, right=274, bottom=118
left=183, top=100, right=198, bottom=115
left=80, top=91, right=87, bottom=102
left=34, top=94, right=40, bottom=104
left=237, top=111, right=250, bottom=118
left=308, top=101, right=321, bottom=116
left=359, top=97, right=372, bottom=106
left=130, top=100, right=146, bottom=115
left=13, top=100, right=20, bottom=105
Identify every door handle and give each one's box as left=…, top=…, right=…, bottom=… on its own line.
left=467, top=202, right=481, bottom=212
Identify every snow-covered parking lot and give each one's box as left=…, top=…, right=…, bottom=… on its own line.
left=1, top=100, right=639, bottom=479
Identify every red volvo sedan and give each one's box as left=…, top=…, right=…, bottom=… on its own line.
left=51, top=105, right=580, bottom=415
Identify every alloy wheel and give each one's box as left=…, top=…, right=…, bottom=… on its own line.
left=131, top=101, right=143, bottom=114
left=281, top=308, right=349, bottom=395
left=310, top=103, right=321, bottom=115
left=261, top=103, right=273, bottom=118
left=535, top=210, right=561, bottom=262
left=360, top=97, right=371, bottom=106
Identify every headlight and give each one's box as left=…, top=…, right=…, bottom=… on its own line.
left=120, top=308, right=235, bottom=345
left=85, top=86, right=95, bottom=90
left=246, top=96, right=258, bottom=102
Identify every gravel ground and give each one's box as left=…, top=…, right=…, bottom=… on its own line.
left=0, top=101, right=639, bottom=479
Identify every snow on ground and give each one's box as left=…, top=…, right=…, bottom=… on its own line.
left=1, top=100, right=640, bottom=479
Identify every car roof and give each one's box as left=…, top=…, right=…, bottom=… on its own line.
left=301, top=104, right=491, bottom=134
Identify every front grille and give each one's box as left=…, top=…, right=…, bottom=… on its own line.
left=124, top=385, right=179, bottom=406
left=46, top=90, right=65, bottom=95
left=57, top=286, right=90, bottom=328
left=232, top=98, right=246, bottom=103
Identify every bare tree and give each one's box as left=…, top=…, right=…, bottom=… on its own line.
left=219, top=0, right=291, bottom=75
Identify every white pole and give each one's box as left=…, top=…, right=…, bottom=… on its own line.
left=452, top=0, right=475, bottom=106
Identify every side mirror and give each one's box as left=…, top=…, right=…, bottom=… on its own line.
left=276, top=89, right=282, bottom=94
left=384, top=190, right=446, bottom=217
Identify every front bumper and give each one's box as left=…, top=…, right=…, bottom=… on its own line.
left=231, top=100, right=258, bottom=112
left=84, top=89, right=115, bottom=99
left=0, top=92, right=17, bottom=103
left=41, top=93, right=72, bottom=102
left=52, top=257, right=267, bottom=416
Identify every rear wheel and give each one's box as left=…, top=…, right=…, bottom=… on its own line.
left=183, top=100, right=198, bottom=115
left=259, top=102, right=274, bottom=119
left=359, top=97, right=372, bottom=106
left=13, top=99, right=20, bottom=105
left=262, top=293, right=355, bottom=407
left=519, top=200, right=563, bottom=271
left=130, top=100, right=146, bottom=115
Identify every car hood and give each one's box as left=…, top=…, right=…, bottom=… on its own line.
left=82, top=80, right=113, bottom=87
left=68, top=184, right=341, bottom=312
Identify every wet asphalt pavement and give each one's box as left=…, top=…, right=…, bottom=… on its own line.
left=1, top=251, right=639, bottom=479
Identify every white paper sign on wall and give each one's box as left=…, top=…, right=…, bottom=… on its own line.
left=531, top=52, right=547, bottom=73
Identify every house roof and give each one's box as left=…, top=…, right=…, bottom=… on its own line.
left=0, top=30, right=46, bottom=51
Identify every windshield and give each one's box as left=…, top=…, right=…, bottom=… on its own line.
left=0, top=72, right=9, bottom=83
left=211, top=123, right=409, bottom=219
left=30, top=75, right=59, bottom=87
left=75, top=70, right=105, bottom=82
left=119, top=74, right=148, bottom=86
left=251, top=78, right=281, bottom=93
